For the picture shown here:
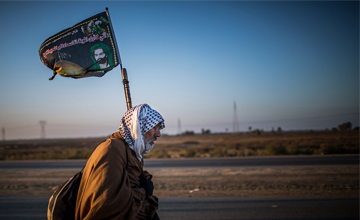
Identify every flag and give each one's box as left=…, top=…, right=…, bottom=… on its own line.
left=39, top=11, right=121, bottom=80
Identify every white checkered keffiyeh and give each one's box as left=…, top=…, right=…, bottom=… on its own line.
left=119, top=104, right=165, bottom=161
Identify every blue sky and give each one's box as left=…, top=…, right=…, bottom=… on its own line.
left=0, top=1, right=358, bottom=140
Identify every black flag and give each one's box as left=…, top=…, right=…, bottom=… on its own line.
left=39, top=11, right=120, bottom=80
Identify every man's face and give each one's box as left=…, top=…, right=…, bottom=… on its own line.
left=144, top=123, right=162, bottom=145
left=93, top=48, right=107, bottom=64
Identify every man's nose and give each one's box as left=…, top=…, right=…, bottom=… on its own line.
left=155, top=129, right=161, bottom=138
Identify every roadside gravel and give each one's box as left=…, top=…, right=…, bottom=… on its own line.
left=0, top=166, right=358, bottom=197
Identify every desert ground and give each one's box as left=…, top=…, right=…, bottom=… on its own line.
left=0, top=165, right=358, bottom=197
left=1, top=130, right=358, bottom=160
left=0, top=131, right=358, bottom=197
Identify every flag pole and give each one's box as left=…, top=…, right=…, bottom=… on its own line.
left=106, top=7, right=132, bottom=110
left=122, top=68, right=132, bottom=110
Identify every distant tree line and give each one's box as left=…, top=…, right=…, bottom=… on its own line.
left=178, top=121, right=357, bottom=136
left=335, top=121, right=358, bottom=131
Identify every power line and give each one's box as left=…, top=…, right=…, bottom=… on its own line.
left=169, top=112, right=359, bottom=128
left=5, top=125, right=39, bottom=130
left=239, top=112, right=360, bottom=125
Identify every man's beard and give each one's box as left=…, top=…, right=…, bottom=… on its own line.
left=143, top=137, right=157, bottom=154
left=96, top=55, right=108, bottom=65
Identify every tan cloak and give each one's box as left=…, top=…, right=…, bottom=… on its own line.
left=75, top=132, right=158, bottom=220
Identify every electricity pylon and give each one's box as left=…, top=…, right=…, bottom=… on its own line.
left=39, top=120, right=46, bottom=139
left=233, top=102, right=239, bottom=133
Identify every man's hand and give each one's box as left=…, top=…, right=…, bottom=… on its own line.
left=139, top=172, right=154, bottom=196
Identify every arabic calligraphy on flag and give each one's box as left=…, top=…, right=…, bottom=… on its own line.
left=39, top=11, right=120, bottom=80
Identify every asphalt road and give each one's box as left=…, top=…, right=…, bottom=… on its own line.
left=0, top=196, right=358, bottom=220
left=0, top=155, right=358, bottom=170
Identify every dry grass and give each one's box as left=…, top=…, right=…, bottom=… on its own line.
left=0, top=130, right=358, bottom=160
left=0, top=166, right=358, bottom=197
left=0, top=137, right=105, bottom=160
left=146, top=130, right=359, bottom=159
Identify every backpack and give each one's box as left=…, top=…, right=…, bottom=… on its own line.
left=47, top=167, right=84, bottom=220
left=47, top=144, right=129, bottom=220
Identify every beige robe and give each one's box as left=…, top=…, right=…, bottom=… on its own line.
left=75, top=132, right=158, bottom=220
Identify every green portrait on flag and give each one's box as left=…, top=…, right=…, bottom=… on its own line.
left=90, top=43, right=114, bottom=71
left=39, top=11, right=121, bottom=80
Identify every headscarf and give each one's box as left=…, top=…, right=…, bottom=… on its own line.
left=119, top=104, right=165, bottom=161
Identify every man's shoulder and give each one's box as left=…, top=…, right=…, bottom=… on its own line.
left=104, top=132, right=127, bottom=151
left=93, top=132, right=127, bottom=156
left=109, top=131, right=124, bottom=140
left=108, top=137, right=127, bottom=151
left=85, top=132, right=129, bottom=171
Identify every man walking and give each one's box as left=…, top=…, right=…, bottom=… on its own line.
left=75, top=104, right=164, bottom=220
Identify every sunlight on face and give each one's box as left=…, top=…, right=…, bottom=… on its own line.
left=144, top=123, right=162, bottom=144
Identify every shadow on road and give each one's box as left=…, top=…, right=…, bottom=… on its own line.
left=0, top=196, right=358, bottom=220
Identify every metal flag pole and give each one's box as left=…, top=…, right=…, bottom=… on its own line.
left=106, top=8, right=132, bottom=110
